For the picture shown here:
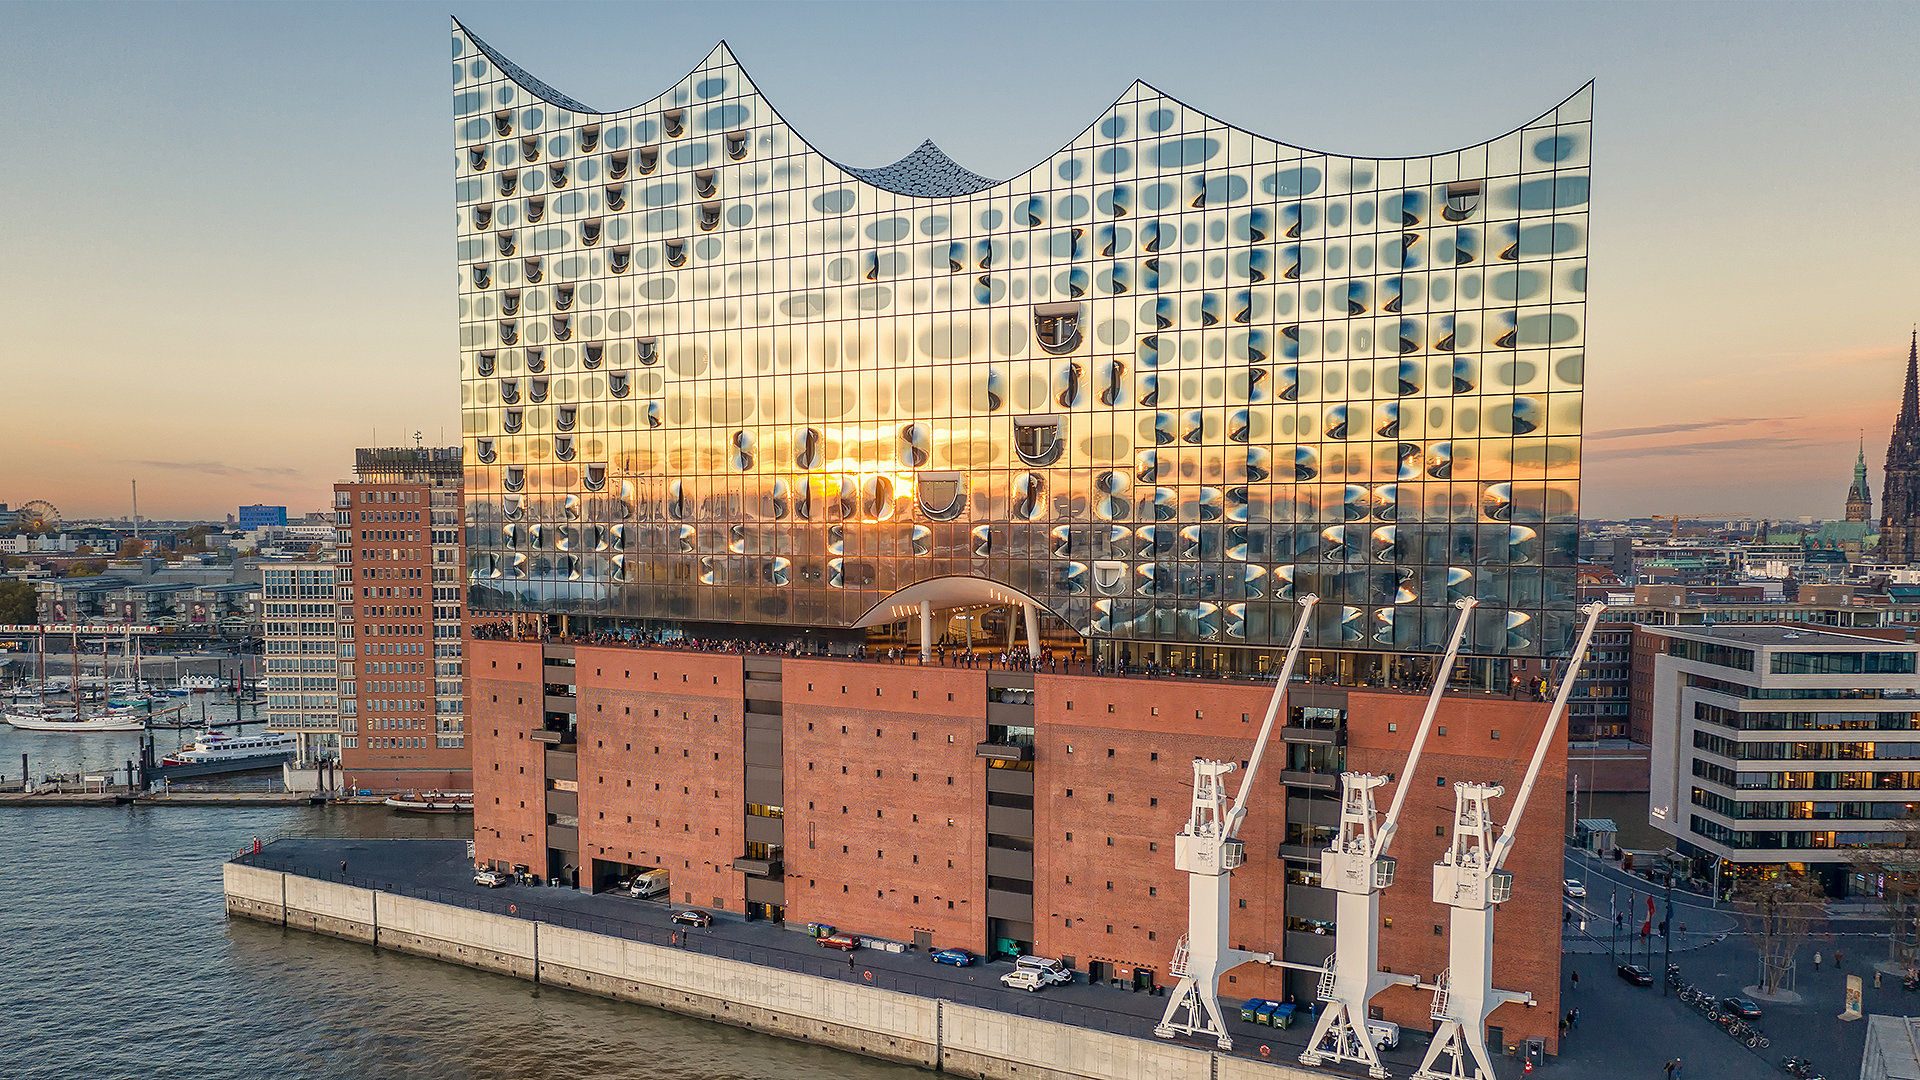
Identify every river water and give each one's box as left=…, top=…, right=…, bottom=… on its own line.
left=0, top=802, right=923, bottom=1080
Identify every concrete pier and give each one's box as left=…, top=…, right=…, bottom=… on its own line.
left=225, top=861, right=1313, bottom=1080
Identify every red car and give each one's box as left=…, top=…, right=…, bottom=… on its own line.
left=817, top=933, right=860, bottom=951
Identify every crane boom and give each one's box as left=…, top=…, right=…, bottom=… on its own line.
left=1489, top=600, right=1607, bottom=872
left=1225, top=595, right=1321, bottom=835
left=1376, top=598, right=1478, bottom=858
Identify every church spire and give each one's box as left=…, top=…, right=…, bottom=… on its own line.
left=1880, top=328, right=1920, bottom=558
left=1904, top=328, right=1920, bottom=431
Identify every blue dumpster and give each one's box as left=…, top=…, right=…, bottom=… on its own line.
left=1239, top=998, right=1269, bottom=1023
left=1270, top=1003, right=1296, bottom=1029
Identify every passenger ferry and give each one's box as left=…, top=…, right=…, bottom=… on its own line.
left=159, top=730, right=299, bottom=766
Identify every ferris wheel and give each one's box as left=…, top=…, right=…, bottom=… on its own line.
left=16, top=500, right=60, bottom=531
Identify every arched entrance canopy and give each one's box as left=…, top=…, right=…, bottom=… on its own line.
left=851, top=576, right=1070, bottom=661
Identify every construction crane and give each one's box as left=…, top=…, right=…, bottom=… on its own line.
left=1411, top=601, right=1607, bottom=1080
left=1153, top=594, right=1318, bottom=1050
left=1300, top=598, right=1480, bottom=1079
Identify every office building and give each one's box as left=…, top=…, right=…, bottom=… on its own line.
left=239, top=505, right=289, bottom=530
left=261, top=561, right=339, bottom=765
left=335, top=447, right=469, bottom=792
left=453, top=18, right=1590, bottom=1053
left=1645, top=624, right=1920, bottom=897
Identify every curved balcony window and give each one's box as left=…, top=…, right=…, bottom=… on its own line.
left=503, top=408, right=523, bottom=434
left=917, top=471, right=966, bottom=521
left=694, top=170, right=718, bottom=199
left=548, top=163, right=568, bottom=188
left=476, top=438, right=497, bottom=464
left=726, top=130, right=749, bottom=160
left=496, top=231, right=516, bottom=257
left=525, top=348, right=546, bottom=373
left=579, top=124, right=600, bottom=153
left=699, top=202, right=722, bottom=231
left=501, top=289, right=521, bottom=316
left=1246, top=447, right=1271, bottom=483
left=492, top=110, right=513, bottom=137
left=794, top=426, right=822, bottom=469
left=499, top=378, right=520, bottom=405
left=608, top=150, right=629, bottom=180
left=900, top=423, right=930, bottom=468
left=554, top=285, right=574, bottom=311
left=637, top=145, right=659, bottom=174
left=556, top=405, right=577, bottom=432
left=604, top=183, right=626, bottom=212
left=1443, top=181, right=1482, bottom=222
left=519, top=136, right=540, bottom=163
left=475, top=351, right=496, bottom=377
left=523, top=257, right=542, bottom=283
left=582, top=341, right=603, bottom=368
left=551, top=314, right=571, bottom=341
left=1021, top=195, right=1045, bottom=228
left=503, top=466, right=525, bottom=492
left=667, top=480, right=689, bottom=520
left=581, top=462, right=606, bottom=491
left=1099, top=360, right=1125, bottom=406
left=472, top=203, right=493, bottom=230
left=731, top=430, right=755, bottom=472
left=498, top=320, right=518, bottom=345
left=862, top=476, right=895, bottom=521
left=1138, top=373, right=1160, bottom=408
left=665, top=238, right=687, bottom=267
left=1034, top=303, right=1082, bottom=354
left=646, top=401, right=661, bottom=429
left=467, top=147, right=488, bottom=172
left=554, top=435, right=576, bottom=462
left=662, top=109, right=685, bottom=138
left=525, top=196, right=545, bottom=223
left=1012, top=472, right=1045, bottom=520
left=472, top=264, right=491, bottom=289
left=607, top=372, right=630, bottom=398
left=1057, top=362, right=1083, bottom=407
left=1013, top=415, right=1064, bottom=467
left=1182, top=409, right=1205, bottom=445
left=609, top=245, right=631, bottom=273
left=529, top=376, right=549, bottom=403
left=579, top=219, right=601, bottom=247
left=496, top=171, right=517, bottom=197
left=636, top=338, right=659, bottom=366
left=1141, top=220, right=1164, bottom=253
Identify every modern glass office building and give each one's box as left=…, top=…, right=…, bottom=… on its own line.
left=453, top=19, right=1591, bottom=660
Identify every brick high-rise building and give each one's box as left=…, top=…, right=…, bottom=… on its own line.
left=453, top=17, right=1594, bottom=1057
left=335, top=447, right=469, bottom=792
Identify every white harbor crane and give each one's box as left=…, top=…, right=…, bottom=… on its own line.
left=1300, top=598, right=1480, bottom=1079
left=1154, top=594, right=1318, bottom=1050
left=1411, top=601, right=1607, bottom=1080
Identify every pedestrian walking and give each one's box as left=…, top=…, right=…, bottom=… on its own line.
left=1814, top=951, right=1822, bottom=970
left=1837, top=949, right=1845, bottom=969
left=1570, top=970, right=1579, bottom=990
left=1877, top=970, right=1884, bottom=989
left=1571, top=1007, right=1580, bottom=1028
left=340, top=859, right=348, bottom=876
left=848, top=954, right=856, bottom=972
left=1663, top=1059, right=1676, bottom=1080
left=1673, top=1059, right=1683, bottom=1079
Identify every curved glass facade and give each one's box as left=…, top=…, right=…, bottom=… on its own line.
left=454, top=20, right=1591, bottom=656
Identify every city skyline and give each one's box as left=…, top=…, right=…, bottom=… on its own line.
left=3, top=1, right=1915, bottom=520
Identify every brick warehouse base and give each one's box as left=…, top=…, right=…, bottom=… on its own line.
left=225, top=861, right=1327, bottom=1080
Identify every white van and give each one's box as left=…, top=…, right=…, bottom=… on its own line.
left=1367, top=1020, right=1400, bottom=1050
left=1014, top=955, right=1073, bottom=986
left=628, top=868, right=670, bottom=900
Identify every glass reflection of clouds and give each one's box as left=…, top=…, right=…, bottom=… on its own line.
left=452, top=19, right=1589, bottom=656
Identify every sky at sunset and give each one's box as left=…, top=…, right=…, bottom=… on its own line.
left=2, top=1, right=1914, bottom=522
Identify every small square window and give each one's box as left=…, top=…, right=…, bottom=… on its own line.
left=1436, top=776, right=1446, bottom=787
left=1491, top=730, right=1500, bottom=740
left=1107, top=748, right=1115, bottom=758
left=1388, top=722, right=1398, bottom=732
left=1437, top=726, right=1447, bottom=736
left=1437, top=825, right=1446, bottom=836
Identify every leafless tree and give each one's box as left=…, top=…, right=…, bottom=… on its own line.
left=1853, top=811, right=1920, bottom=974
left=1731, top=875, right=1825, bottom=996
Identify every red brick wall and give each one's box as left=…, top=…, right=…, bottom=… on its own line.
left=782, top=660, right=989, bottom=951
left=574, top=646, right=747, bottom=912
left=1031, top=674, right=1290, bottom=1001
left=1347, top=691, right=1564, bottom=1054
left=468, top=638, right=545, bottom=870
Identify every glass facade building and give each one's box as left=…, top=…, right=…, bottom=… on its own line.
left=454, top=20, right=1591, bottom=658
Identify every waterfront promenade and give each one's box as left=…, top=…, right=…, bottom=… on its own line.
left=233, top=838, right=1466, bottom=1079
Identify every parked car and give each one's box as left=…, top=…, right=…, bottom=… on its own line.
left=1563, top=878, right=1587, bottom=899
left=930, top=948, right=975, bottom=967
left=473, top=869, right=506, bottom=888
left=1618, top=964, right=1654, bottom=986
left=1001, top=969, right=1047, bottom=992
left=818, top=933, right=860, bottom=951
left=1367, top=1020, right=1400, bottom=1050
left=1720, top=997, right=1763, bottom=1019
left=1014, top=955, right=1074, bottom=986
left=670, top=909, right=711, bottom=928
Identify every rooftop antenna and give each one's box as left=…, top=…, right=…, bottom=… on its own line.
left=413, top=430, right=424, bottom=448
left=131, top=479, right=139, bottom=540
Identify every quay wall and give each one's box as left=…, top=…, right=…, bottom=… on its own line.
left=225, top=865, right=1319, bottom=1080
